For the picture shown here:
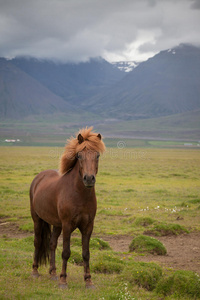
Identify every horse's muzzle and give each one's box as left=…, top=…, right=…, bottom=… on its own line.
left=83, top=174, right=96, bottom=188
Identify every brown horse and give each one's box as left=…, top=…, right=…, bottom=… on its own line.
left=30, top=127, right=105, bottom=288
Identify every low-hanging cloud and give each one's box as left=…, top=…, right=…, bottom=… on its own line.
left=0, top=0, right=199, bottom=62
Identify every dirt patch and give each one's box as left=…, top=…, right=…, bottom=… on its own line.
left=1, top=221, right=200, bottom=274
left=0, top=218, right=34, bottom=239
left=102, top=235, right=133, bottom=253
left=103, top=233, right=200, bottom=274
left=0, top=221, right=28, bottom=239
left=135, top=233, right=200, bottom=274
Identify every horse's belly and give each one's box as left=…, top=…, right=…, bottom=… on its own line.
left=33, top=192, right=61, bottom=226
left=32, top=172, right=62, bottom=227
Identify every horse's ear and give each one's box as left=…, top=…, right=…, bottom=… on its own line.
left=97, top=133, right=101, bottom=140
left=77, top=133, right=84, bottom=144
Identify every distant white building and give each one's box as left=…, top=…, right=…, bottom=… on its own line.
left=5, top=139, right=21, bottom=143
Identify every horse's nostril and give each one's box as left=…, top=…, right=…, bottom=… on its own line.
left=83, top=175, right=95, bottom=186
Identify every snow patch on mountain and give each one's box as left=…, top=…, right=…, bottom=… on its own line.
left=111, top=61, right=141, bottom=72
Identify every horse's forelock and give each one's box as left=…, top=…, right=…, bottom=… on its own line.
left=59, top=127, right=105, bottom=175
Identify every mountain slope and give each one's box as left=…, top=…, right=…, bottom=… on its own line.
left=0, top=58, right=76, bottom=119
left=11, top=57, right=125, bottom=106
left=98, top=109, right=200, bottom=140
left=86, top=44, right=200, bottom=119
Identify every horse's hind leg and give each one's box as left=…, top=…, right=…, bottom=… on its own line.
left=49, top=226, right=62, bottom=280
left=32, top=217, right=43, bottom=277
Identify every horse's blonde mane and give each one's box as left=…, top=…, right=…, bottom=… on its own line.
left=59, top=127, right=106, bottom=175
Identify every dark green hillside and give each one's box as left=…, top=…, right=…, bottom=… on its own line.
left=98, top=109, right=200, bottom=141
left=1, top=109, right=199, bottom=146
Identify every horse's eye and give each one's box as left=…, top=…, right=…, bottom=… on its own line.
left=77, top=153, right=82, bottom=159
left=97, top=154, right=100, bottom=159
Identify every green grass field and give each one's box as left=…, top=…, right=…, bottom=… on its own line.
left=0, top=146, right=200, bottom=299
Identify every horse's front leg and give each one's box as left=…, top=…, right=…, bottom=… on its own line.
left=59, top=224, right=71, bottom=288
left=49, top=226, right=62, bottom=280
left=81, top=222, right=95, bottom=289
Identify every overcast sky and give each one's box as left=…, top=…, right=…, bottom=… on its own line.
left=0, top=0, right=200, bottom=62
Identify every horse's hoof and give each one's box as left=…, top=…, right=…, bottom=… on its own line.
left=32, top=272, right=40, bottom=278
left=50, top=275, right=58, bottom=281
left=58, top=283, right=68, bottom=289
left=86, top=283, right=95, bottom=289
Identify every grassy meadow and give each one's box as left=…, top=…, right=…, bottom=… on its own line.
left=0, top=146, right=200, bottom=299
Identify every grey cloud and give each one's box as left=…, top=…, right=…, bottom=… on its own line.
left=0, top=0, right=199, bottom=62
left=190, top=0, right=200, bottom=9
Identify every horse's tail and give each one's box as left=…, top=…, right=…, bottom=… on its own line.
left=38, top=220, right=51, bottom=266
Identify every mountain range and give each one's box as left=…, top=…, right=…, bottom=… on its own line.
left=0, top=57, right=124, bottom=119
left=0, top=44, right=200, bottom=128
left=85, top=44, right=200, bottom=120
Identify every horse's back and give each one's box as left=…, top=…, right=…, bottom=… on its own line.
left=30, top=169, right=59, bottom=197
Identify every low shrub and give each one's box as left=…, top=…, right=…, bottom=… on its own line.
left=91, top=252, right=124, bottom=274
left=90, top=237, right=111, bottom=250
left=121, top=261, right=162, bottom=291
left=71, top=237, right=111, bottom=250
left=156, top=270, right=200, bottom=298
left=145, top=222, right=189, bottom=236
left=129, top=235, right=167, bottom=255
left=134, top=217, right=155, bottom=227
